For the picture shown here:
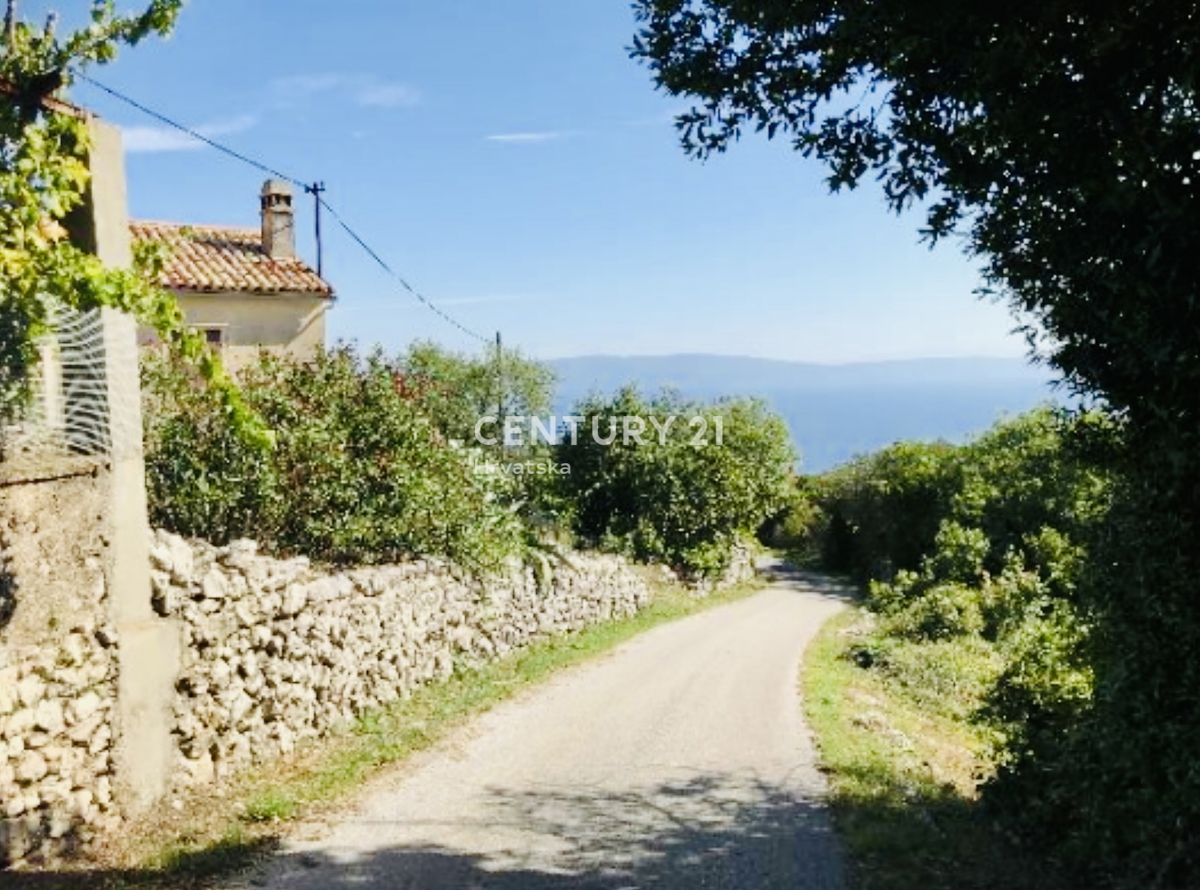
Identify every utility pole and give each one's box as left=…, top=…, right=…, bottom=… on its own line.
left=495, top=331, right=504, bottom=451
left=307, top=182, right=326, bottom=277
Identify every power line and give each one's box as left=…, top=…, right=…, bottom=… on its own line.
left=72, top=69, right=307, bottom=189
left=317, top=198, right=488, bottom=343
left=69, top=70, right=492, bottom=345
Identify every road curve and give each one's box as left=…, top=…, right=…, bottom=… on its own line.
left=246, top=563, right=850, bottom=890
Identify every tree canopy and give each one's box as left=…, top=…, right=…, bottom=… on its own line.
left=633, top=4, right=1200, bottom=883
left=1, top=1, right=181, bottom=406
left=632, top=1, right=1200, bottom=438
left=556, top=386, right=796, bottom=576
left=0, top=0, right=270, bottom=452
left=401, top=339, right=556, bottom=447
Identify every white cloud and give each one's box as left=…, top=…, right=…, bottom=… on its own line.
left=271, top=74, right=420, bottom=109
left=271, top=74, right=345, bottom=97
left=122, top=115, right=257, bottom=153
left=485, top=131, right=565, bottom=143
left=355, top=82, right=420, bottom=108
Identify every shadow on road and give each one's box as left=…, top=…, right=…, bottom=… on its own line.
left=262, top=771, right=843, bottom=889
left=2, top=773, right=844, bottom=889
left=757, top=558, right=859, bottom=604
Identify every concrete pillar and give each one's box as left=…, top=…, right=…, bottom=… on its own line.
left=82, top=117, right=179, bottom=812
left=36, top=338, right=63, bottom=445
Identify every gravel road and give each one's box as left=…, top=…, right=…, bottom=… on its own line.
left=245, top=563, right=850, bottom=890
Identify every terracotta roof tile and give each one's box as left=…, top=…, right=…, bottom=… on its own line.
left=130, top=221, right=334, bottom=297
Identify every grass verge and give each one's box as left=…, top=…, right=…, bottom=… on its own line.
left=802, top=606, right=1060, bottom=890
left=12, top=571, right=763, bottom=889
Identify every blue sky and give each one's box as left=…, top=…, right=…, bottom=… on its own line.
left=46, top=0, right=1028, bottom=363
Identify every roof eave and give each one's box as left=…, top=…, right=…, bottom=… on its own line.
left=168, top=285, right=336, bottom=299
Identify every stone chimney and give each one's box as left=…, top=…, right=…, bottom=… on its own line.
left=260, top=179, right=295, bottom=259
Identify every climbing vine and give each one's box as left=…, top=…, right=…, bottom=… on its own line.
left=0, top=0, right=269, bottom=450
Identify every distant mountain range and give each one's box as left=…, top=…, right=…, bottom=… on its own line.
left=548, top=355, right=1063, bottom=473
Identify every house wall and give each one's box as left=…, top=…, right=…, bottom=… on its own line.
left=139, top=293, right=328, bottom=369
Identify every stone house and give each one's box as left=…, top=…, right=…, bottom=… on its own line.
left=133, top=180, right=333, bottom=368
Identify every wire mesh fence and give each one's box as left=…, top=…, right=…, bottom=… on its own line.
left=1, top=303, right=137, bottom=472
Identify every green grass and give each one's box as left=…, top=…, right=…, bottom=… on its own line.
left=849, top=633, right=1006, bottom=724
left=802, top=607, right=1061, bottom=890
left=41, top=572, right=764, bottom=888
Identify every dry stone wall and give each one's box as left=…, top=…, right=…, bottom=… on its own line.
left=0, top=631, right=117, bottom=859
left=718, top=541, right=757, bottom=588
left=150, top=531, right=651, bottom=787
left=677, top=540, right=758, bottom=592
left=0, top=499, right=674, bottom=868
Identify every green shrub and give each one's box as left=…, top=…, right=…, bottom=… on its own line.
left=809, top=408, right=1109, bottom=590
left=977, top=550, right=1049, bottom=642
left=925, top=522, right=990, bottom=585
left=142, top=353, right=277, bottom=544
left=758, top=477, right=825, bottom=550
left=813, top=440, right=963, bottom=581
left=143, top=347, right=524, bottom=572
left=866, top=522, right=988, bottom=625
left=866, top=569, right=921, bottom=614
left=810, top=407, right=1153, bottom=881
left=950, top=410, right=1110, bottom=577
left=978, top=599, right=1095, bottom=835
left=397, top=340, right=554, bottom=446
left=1021, top=525, right=1084, bottom=600
left=985, top=458, right=1200, bottom=884
left=882, top=583, right=985, bottom=641
left=875, top=636, right=1005, bottom=723
left=555, top=386, right=795, bottom=576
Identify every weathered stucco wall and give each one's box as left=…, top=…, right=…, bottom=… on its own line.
left=138, top=292, right=328, bottom=370
left=149, top=531, right=651, bottom=787
left=0, top=463, right=120, bottom=863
